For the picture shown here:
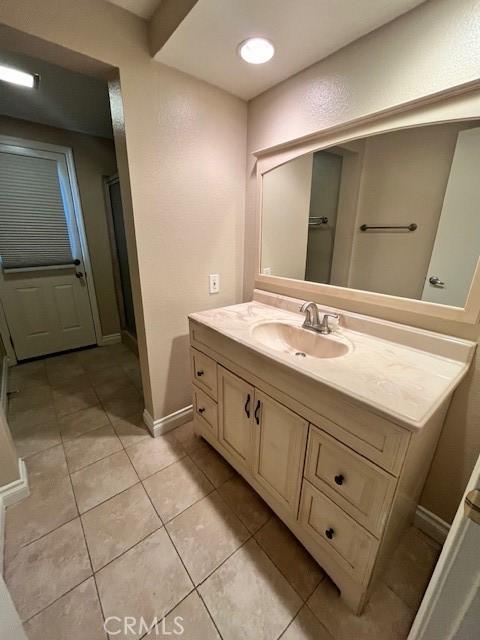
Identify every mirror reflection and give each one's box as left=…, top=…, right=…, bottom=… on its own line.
left=260, top=120, right=480, bottom=308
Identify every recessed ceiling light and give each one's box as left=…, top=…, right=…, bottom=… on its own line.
left=0, top=64, right=38, bottom=88
left=238, top=38, right=275, bottom=64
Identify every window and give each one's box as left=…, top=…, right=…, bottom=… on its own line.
left=0, top=149, right=74, bottom=269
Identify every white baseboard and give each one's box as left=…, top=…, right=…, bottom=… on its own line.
left=1, top=356, right=8, bottom=414
left=0, top=459, right=29, bottom=575
left=143, top=405, right=193, bottom=437
left=99, top=333, right=122, bottom=346
left=414, top=505, right=450, bottom=545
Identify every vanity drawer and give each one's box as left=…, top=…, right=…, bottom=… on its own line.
left=305, top=426, right=396, bottom=537
left=191, top=348, right=217, bottom=400
left=299, top=480, right=378, bottom=583
left=193, top=385, right=218, bottom=437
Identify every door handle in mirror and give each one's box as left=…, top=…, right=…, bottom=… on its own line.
left=75, top=272, right=84, bottom=279
left=429, top=275, right=445, bottom=287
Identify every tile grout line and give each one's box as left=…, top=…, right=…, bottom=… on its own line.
left=252, top=518, right=324, bottom=605
left=16, top=348, right=140, bottom=637
left=8, top=357, right=316, bottom=638
left=21, top=576, right=97, bottom=627
left=16, top=434, right=96, bottom=628
left=64, top=441, right=101, bottom=628
left=123, top=444, right=225, bottom=637
left=107, top=437, right=206, bottom=639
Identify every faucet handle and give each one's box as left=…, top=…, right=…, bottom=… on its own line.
left=323, top=313, right=339, bottom=320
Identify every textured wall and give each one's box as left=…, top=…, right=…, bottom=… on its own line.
left=246, top=0, right=480, bottom=523
left=0, top=0, right=247, bottom=421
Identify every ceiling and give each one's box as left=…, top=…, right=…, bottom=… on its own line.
left=0, top=50, right=113, bottom=138
left=154, top=0, right=425, bottom=100
left=107, top=0, right=161, bottom=19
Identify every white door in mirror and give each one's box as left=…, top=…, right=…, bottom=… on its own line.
left=209, top=273, right=220, bottom=294
left=422, top=127, right=480, bottom=307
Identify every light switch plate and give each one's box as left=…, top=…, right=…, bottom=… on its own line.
left=209, top=273, right=220, bottom=294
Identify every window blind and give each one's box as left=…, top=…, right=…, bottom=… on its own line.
left=0, top=151, right=74, bottom=269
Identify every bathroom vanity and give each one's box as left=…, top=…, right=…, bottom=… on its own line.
left=189, top=292, right=475, bottom=614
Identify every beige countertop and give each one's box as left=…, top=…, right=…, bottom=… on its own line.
left=189, top=300, right=476, bottom=431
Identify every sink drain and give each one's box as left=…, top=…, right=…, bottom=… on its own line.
left=295, top=351, right=306, bottom=358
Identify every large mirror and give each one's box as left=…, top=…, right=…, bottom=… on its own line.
left=260, top=119, right=480, bottom=308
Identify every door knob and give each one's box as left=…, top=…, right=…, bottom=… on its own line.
left=429, top=275, right=445, bottom=287
left=464, top=489, right=480, bottom=525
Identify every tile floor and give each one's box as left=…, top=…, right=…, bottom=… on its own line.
left=3, top=345, right=441, bottom=639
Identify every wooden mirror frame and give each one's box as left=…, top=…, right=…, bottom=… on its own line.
left=254, top=85, right=480, bottom=325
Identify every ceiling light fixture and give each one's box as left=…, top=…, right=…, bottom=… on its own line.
left=0, top=64, right=38, bottom=88
left=238, top=37, right=275, bottom=64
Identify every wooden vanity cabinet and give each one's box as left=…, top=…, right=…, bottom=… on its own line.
left=218, top=367, right=254, bottom=468
left=251, top=389, right=308, bottom=514
left=189, top=320, right=449, bottom=615
left=217, top=366, right=308, bottom=515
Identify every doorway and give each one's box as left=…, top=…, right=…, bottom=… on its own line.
left=305, top=149, right=343, bottom=284
left=104, top=174, right=137, bottom=343
left=0, top=136, right=100, bottom=361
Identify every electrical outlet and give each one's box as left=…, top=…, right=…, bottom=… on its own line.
left=209, top=273, right=220, bottom=294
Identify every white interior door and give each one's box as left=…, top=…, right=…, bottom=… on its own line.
left=421, top=127, right=480, bottom=307
left=408, top=452, right=480, bottom=640
left=0, top=140, right=97, bottom=360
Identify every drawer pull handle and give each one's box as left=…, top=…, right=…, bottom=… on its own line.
left=244, top=393, right=251, bottom=418
left=254, top=400, right=261, bottom=425
left=198, top=407, right=205, bottom=414
left=325, top=528, right=335, bottom=540
left=196, top=370, right=205, bottom=377
left=334, top=474, right=344, bottom=486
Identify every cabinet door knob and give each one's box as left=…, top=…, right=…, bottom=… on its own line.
left=325, top=527, right=335, bottom=540
left=254, top=400, right=261, bottom=425
left=196, top=370, right=204, bottom=377
left=198, top=407, right=205, bottom=414
left=334, top=474, right=344, bottom=486
left=244, top=393, right=251, bottom=418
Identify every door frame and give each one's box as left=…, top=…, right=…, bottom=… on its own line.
left=103, top=174, right=127, bottom=330
left=0, top=135, right=103, bottom=357
left=103, top=173, right=138, bottom=350
left=408, top=452, right=480, bottom=639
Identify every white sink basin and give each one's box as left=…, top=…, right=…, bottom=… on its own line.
left=251, top=322, right=350, bottom=359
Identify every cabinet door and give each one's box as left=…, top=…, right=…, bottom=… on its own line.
left=252, top=390, right=308, bottom=514
left=218, top=366, right=254, bottom=469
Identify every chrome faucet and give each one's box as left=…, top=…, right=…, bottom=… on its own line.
left=300, top=302, right=339, bottom=335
